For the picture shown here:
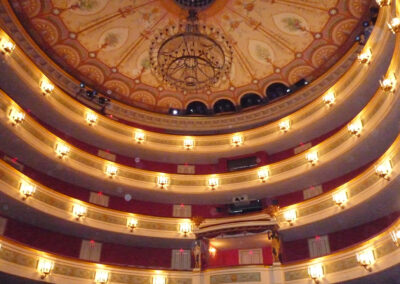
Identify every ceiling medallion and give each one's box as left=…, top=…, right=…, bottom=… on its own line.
left=149, top=9, right=233, bottom=92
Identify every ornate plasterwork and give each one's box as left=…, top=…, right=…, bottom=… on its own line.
left=9, top=0, right=369, bottom=113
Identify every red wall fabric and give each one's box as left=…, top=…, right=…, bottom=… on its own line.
left=262, top=247, right=274, bottom=265
left=100, top=243, right=172, bottom=268
left=281, top=238, right=309, bottom=263
left=3, top=218, right=82, bottom=258
left=207, top=249, right=239, bottom=268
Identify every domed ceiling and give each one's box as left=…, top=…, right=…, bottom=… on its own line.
left=12, top=0, right=369, bottom=113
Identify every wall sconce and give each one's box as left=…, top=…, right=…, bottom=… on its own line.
left=86, top=112, right=98, bottom=126
left=183, top=138, right=194, bottom=150
left=209, top=246, right=217, bottom=257
left=231, top=134, right=243, bottom=147
left=390, top=228, right=400, bottom=247
left=347, top=120, right=363, bottom=137
left=179, top=222, right=192, bottom=237
left=388, top=17, right=400, bottom=33
left=208, top=176, right=219, bottom=190
left=356, top=249, right=375, bottom=271
left=95, top=270, right=109, bottom=284
left=152, top=275, right=166, bottom=284
left=306, top=151, right=319, bottom=166
left=134, top=131, right=145, bottom=144
left=375, top=160, right=392, bottom=180
left=357, top=48, right=372, bottom=64
left=19, top=181, right=36, bottom=200
left=55, top=142, right=70, bottom=159
left=283, top=209, right=297, bottom=226
left=379, top=74, right=396, bottom=93
left=127, top=217, right=138, bottom=232
left=0, top=37, right=15, bottom=54
left=308, top=263, right=324, bottom=284
left=376, top=0, right=391, bottom=7
left=72, top=204, right=87, bottom=220
left=157, top=175, right=169, bottom=189
left=279, top=119, right=291, bottom=132
left=257, top=167, right=269, bottom=183
left=333, top=190, right=348, bottom=208
left=40, top=79, right=55, bottom=95
left=104, top=164, right=118, bottom=178
left=37, top=258, right=54, bottom=279
left=322, top=91, right=335, bottom=106
left=8, top=107, right=25, bottom=126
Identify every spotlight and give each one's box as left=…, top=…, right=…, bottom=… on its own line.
left=80, top=83, right=85, bottom=88
left=169, top=108, right=179, bottom=115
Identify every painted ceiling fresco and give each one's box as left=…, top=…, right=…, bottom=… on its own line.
left=11, top=0, right=370, bottom=112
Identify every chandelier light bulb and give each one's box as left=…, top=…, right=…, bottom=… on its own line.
left=8, top=107, right=25, bottom=126
left=231, top=134, right=243, bottom=147
left=257, top=168, right=269, bottom=182
left=19, top=181, right=36, bottom=200
left=279, top=119, right=291, bottom=132
left=376, top=0, right=391, bottom=6
left=95, top=270, right=109, bottom=283
left=183, top=138, right=194, bottom=150
left=208, top=176, right=219, bottom=190
left=72, top=204, right=87, bottom=220
left=308, top=263, right=324, bottom=283
left=105, top=164, right=118, bottom=178
left=127, top=217, right=138, bottom=232
left=55, top=142, right=70, bottom=159
left=375, top=160, right=392, bottom=180
left=333, top=190, right=348, bottom=208
left=37, top=258, right=54, bottom=279
left=306, top=151, right=319, bottom=165
left=157, top=175, right=169, bottom=189
left=322, top=91, right=336, bottom=106
left=85, top=112, right=98, bottom=126
left=388, top=17, right=400, bottom=33
left=390, top=228, right=400, bottom=247
left=0, top=37, right=15, bottom=54
left=40, top=79, right=55, bottom=95
left=283, top=209, right=297, bottom=225
left=356, top=250, right=375, bottom=271
left=379, top=74, right=396, bottom=93
left=134, top=131, right=145, bottom=144
left=347, top=120, right=363, bottom=137
left=179, top=222, right=192, bottom=236
left=357, top=48, right=372, bottom=64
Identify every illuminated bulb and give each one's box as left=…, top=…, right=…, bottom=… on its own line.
left=357, top=48, right=372, bottom=64
left=209, top=246, right=217, bottom=257
left=179, top=222, right=192, bottom=237
left=157, top=175, right=169, bottom=189
left=231, top=134, right=243, bottom=147
left=308, top=264, right=324, bottom=283
left=153, top=275, right=166, bottom=284
left=347, top=120, right=363, bottom=137
left=105, top=164, right=118, bottom=178
left=388, top=17, right=400, bottom=33
left=183, top=138, right=194, bottom=150
left=376, top=0, right=391, bottom=6
left=333, top=190, right=348, bottom=208
left=0, top=38, right=15, bottom=54
left=322, top=91, right=335, bottom=106
left=375, top=160, right=392, bottom=180
left=306, top=151, right=319, bottom=166
left=95, top=270, right=109, bottom=283
left=283, top=209, right=297, bottom=226
left=37, top=258, right=54, bottom=279
left=19, top=181, right=36, bottom=200
left=279, top=119, right=291, bottom=132
left=86, top=112, right=98, bottom=126
left=127, top=217, right=138, bottom=232
left=134, top=131, right=145, bottom=144
left=390, top=228, right=400, bottom=247
left=208, top=176, right=219, bottom=190
left=257, top=167, right=269, bottom=182
left=379, top=74, right=396, bottom=93
left=72, top=204, right=87, bottom=220
left=40, top=79, right=55, bottom=95
left=356, top=249, right=375, bottom=271
left=55, top=142, right=70, bottom=159
left=8, top=107, right=25, bottom=126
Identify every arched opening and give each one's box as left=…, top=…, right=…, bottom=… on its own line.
left=213, top=99, right=236, bottom=114
left=240, top=93, right=263, bottom=109
left=186, top=101, right=208, bottom=115
left=266, top=83, right=290, bottom=101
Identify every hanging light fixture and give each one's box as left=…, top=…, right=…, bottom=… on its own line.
left=149, top=8, right=233, bottom=92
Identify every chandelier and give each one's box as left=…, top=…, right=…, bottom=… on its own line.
left=149, top=10, right=233, bottom=92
